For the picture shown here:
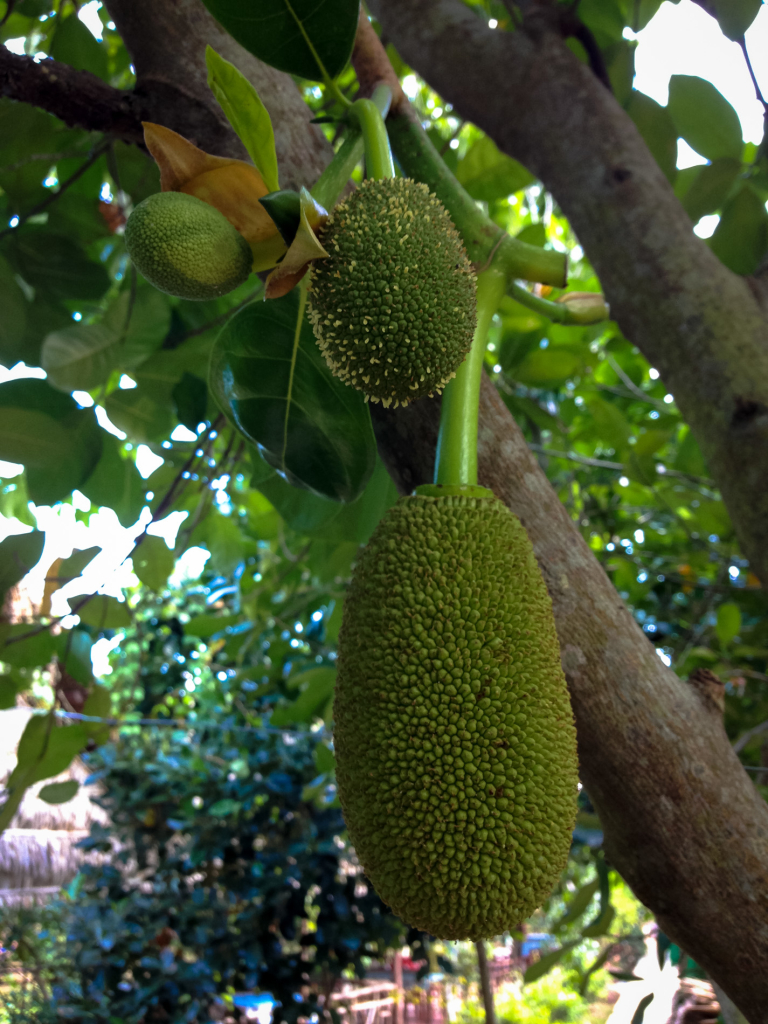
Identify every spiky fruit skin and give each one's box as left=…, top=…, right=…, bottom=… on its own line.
left=307, top=178, right=476, bottom=408
left=125, top=191, right=252, bottom=301
left=334, top=492, right=578, bottom=940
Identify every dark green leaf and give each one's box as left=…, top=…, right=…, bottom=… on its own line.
left=199, top=0, right=359, bottom=81
left=59, top=629, right=93, bottom=686
left=59, top=546, right=101, bottom=581
left=42, top=323, right=119, bottom=392
left=103, top=286, right=172, bottom=369
left=0, top=672, right=23, bottom=710
left=0, top=100, right=79, bottom=210
left=523, top=940, right=580, bottom=984
left=581, top=903, right=615, bottom=938
left=172, top=373, right=208, bottom=432
left=314, top=741, right=335, bottom=774
left=553, top=878, right=599, bottom=931
left=0, top=530, right=44, bottom=603
left=716, top=602, right=741, bottom=646
left=259, top=190, right=303, bottom=247
left=111, top=142, right=161, bottom=205
left=9, top=715, right=89, bottom=788
left=80, top=436, right=146, bottom=527
left=206, top=46, right=280, bottom=192
left=0, top=624, right=57, bottom=669
left=271, top=667, right=336, bottom=725
left=626, top=90, right=678, bottom=182
left=710, top=185, right=768, bottom=275
left=513, top=347, right=582, bottom=387
left=0, top=254, right=29, bottom=366
left=78, top=595, right=132, bottom=631
left=132, top=536, right=175, bottom=592
left=708, top=0, right=761, bottom=40
left=50, top=13, right=109, bottom=80
left=631, top=994, right=655, bottom=1024
left=681, top=158, right=741, bottom=223
left=39, top=778, right=79, bottom=804
left=515, top=223, right=547, bottom=248
left=12, top=228, right=111, bottom=301
left=667, top=75, right=743, bottom=161
left=0, top=380, right=103, bottom=505
left=105, top=386, right=175, bottom=444
left=210, top=291, right=376, bottom=503
left=208, top=798, right=241, bottom=817
left=455, top=135, right=535, bottom=201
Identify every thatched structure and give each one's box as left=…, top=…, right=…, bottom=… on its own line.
left=0, top=707, right=106, bottom=905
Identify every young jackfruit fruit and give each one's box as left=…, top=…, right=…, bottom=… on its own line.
left=125, top=191, right=252, bottom=301
left=334, top=489, right=578, bottom=940
left=308, top=178, right=476, bottom=408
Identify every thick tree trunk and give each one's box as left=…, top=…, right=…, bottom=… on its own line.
left=369, top=0, right=768, bottom=589
left=5, top=0, right=768, bottom=1017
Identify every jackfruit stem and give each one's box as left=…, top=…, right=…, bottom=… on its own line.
left=385, top=111, right=567, bottom=287
left=351, top=97, right=395, bottom=180
left=311, top=85, right=393, bottom=210
left=434, top=268, right=506, bottom=487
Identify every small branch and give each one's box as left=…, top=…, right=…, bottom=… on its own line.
left=351, top=8, right=406, bottom=111
left=0, top=46, right=144, bottom=142
left=605, top=355, right=666, bottom=409
left=0, top=137, right=111, bottom=240
left=738, top=37, right=767, bottom=110
left=475, top=941, right=496, bottom=1024
left=733, top=720, right=768, bottom=755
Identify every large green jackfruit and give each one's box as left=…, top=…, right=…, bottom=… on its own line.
left=308, top=177, right=476, bottom=408
left=125, top=191, right=252, bottom=300
left=334, top=488, right=578, bottom=940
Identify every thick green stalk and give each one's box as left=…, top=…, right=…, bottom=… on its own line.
left=434, top=268, right=506, bottom=487
left=311, top=85, right=393, bottom=209
left=351, top=95, right=395, bottom=179
left=387, top=111, right=567, bottom=287
left=508, top=280, right=609, bottom=325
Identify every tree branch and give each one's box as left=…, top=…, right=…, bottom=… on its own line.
left=0, top=45, right=144, bottom=141
left=369, top=0, right=768, bottom=594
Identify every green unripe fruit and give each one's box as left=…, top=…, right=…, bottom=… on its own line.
left=125, top=191, right=252, bottom=301
left=308, top=177, right=476, bottom=408
left=334, top=490, right=578, bottom=940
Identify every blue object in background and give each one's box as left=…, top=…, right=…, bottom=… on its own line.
left=521, top=933, right=553, bottom=957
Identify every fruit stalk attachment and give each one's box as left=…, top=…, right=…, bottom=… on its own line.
left=350, top=95, right=395, bottom=180
left=434, top=268, right=506, bottom=488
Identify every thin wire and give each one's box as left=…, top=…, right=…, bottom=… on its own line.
left=50, top=708, right=317, bottom=737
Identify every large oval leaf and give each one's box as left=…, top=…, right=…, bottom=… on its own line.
left=200, top=0, right=359, bottom=81
left=667, top=75, right=743, bottom=162
left=210, top=290, right=376, bottom=503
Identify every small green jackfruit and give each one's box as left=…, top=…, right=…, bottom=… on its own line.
left=334, top=489, right=578, bottom=940
left=308, top=178, right=476, bottom=408
left=125, top=191, right=252, bottom=300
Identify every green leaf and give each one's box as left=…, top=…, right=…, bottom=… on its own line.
left=455, top=135, right=535, bottom=201
left=206, top=46, right=280, bottom=192
left=132, top=536, right=175, bottom=592
left=667, top=75, right=743, bottom=161
left=78, top=595, right=131, bottom=631
left=8, top=714, right=89, bottom=789
left=259, top=190, right=303, bottom=247
left=81, top=683, right=111, bottom=743
left=581, top=903, right=616, bottom=937
left=0, top=673, right=23, bottom=710
left=210, top=290, right=376, bottom=503
left=553, top=878, right=599, bottom=932
left=172, top=373, right=208, bottom=432
left=208, top=798, right=241, bottom=817
left=59, top=628, right=93, bottom=686
left=513, top=347, right=582, bottom=387
left=0, top=624, right=57, bottom=669
left=39, top=778, right=79, bottom=805
left=631, top=994, right=655, bottom=1024
left=523, top=940, right=580, bottom=984
left=103, top=287, right=172, bottom=369
left=0, top=381, right=103, bottom=505
left=314, top=741, right=335, bottom=774
left=105, top=386, right=175, bottom=444
left=707, top=0, right=762, bottom=40
left=515, top=223, right=547, bottom=248
left=184, top=613, right=239, bottom=639
left=50, top=12, right=109, bottom=80
left=0, top=100, right=79, bottom=211
left=199, top=0, right=359, bottom=81
left=59, top=546, right=101, bottom=582
left=271, top=666, right=336, bottom=725
left=0, top=254, right=29, bottom=366
left=710, top=185, right=768, bottom=275
left=0, top=530, right=44, bottom=604
left=626, top=90, right=677, bottom=182
left=42, top=323, right=119, bottom=392
left=681, top=158, right=741, bottom=223
left=79, top=436, right=146, bottom=527
left=716, top=602, right=741, bottom=646
left=11, top=228, right=111, bottom=302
